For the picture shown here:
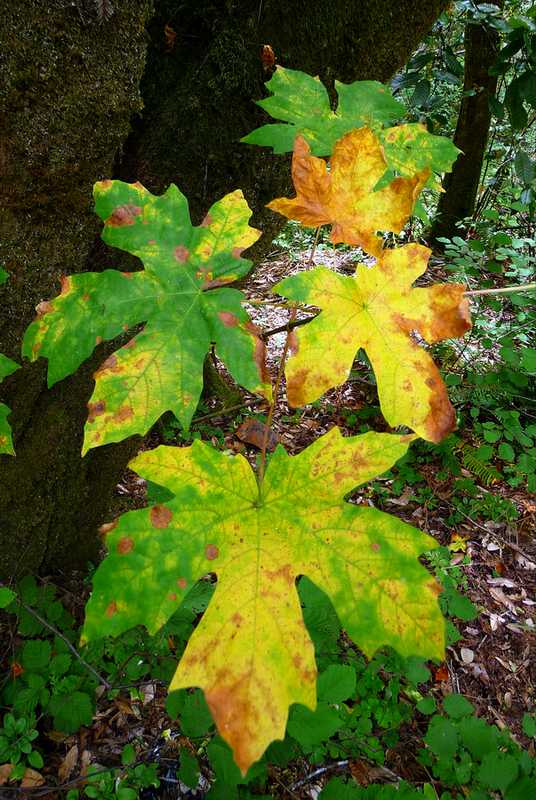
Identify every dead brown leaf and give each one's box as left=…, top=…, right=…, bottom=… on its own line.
left=58, top=744, right=79, bottom=783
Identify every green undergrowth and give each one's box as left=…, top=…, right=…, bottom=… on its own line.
left=1, top=571, right=534, bottom=798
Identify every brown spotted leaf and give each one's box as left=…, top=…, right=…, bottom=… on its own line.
left=82, top=429, right=444, bottom=773
left=267, top=128, right=428, bottom=257
left=276, top=244, right=471, bottom=442
left=22, top=182, right=270, bottom=453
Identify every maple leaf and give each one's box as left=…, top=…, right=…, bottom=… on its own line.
left=23, top=181, right=270, bottom=453
left=267, top=129, right=428, bottom=257
left=241, top=66, right=404, bottom=155
left=82, top=428, right=444, bottom=773
left=379, top=123, right=461, bottom=191
left=0, top=269, right=19, bottom=455
left=242, top=67, right=460, bottom=183
left=275, top=244, right=471, bottom=443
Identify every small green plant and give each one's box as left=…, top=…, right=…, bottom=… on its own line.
left=0, top=713, right=42, bottom=779
left=418, top=695, right=536, bottom=797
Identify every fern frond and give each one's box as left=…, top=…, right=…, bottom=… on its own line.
left=456, top=443, right=502, bottom=486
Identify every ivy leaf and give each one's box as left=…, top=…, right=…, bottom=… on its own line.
left=267, top=129, right=428, bottom=257
left=0, top=270, right=19, bottom=455
left=82, top=428, right=444, bottom=773
left=23, top=181, right=270, bottom=453
left=241, top=66, right=404, bottom=156
left=276, top=244, right=471, bottom=442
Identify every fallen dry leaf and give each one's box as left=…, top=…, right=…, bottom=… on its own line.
left=58, top=744, right=79, bottom=783
left=236, top=418, right=279, bottom=451
left=461, top=647, right=474, bottom=664
left=0, top=764, right=13, bottom=785
left=21, top=768, right=45, bottom=787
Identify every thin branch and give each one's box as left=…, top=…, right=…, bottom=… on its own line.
left=191, top=397, right=266, bottom=426
left=289, top=760, right=349, bottom=790
left=261, top=314, right=317, bottom=339
left=465, top=282, right=536, bottom=297
left=258, top=307, right=298, bottom=487
left=1, top=584, right=111, bottom=690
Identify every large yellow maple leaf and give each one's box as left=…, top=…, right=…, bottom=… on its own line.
left=82, top=429, right=444, bottom=773
left=276, top=244, right=472, bottom=443
left=267, top=128, right=428, bottom=256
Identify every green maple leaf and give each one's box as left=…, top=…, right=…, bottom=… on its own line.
left=242, top=67, right=459, bottom=181
left=23, top=181, right=270, bottom=453
left=0, top=269, right=19, bottom=455
left=242, top=66, right=404, bottom=156
left=82, top=428, right=444, bottom=773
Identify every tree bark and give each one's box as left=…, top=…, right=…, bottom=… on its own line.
left=430, top=8, right=501, bottom=242
left=0, top=0, right=152, bottom=579
left=0, top=0, right=448, bottom=580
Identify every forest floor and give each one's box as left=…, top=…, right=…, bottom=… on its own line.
left=2, top=244, right=535, bottom=798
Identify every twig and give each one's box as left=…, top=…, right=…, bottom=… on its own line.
left=1, top=584, right=111, bottom=690
left=308, top=225, right=322, bottom=265
left=261, top=313, right=317, bottom=339
left=464, top=282, right=536, bottom=297
left=444, top=507, right=534, bottom=563
left=191, top=397, right=266, bottom=426
left=289, top=759, right=349, bottom=790
left=258, top=307, right=297, bottom=487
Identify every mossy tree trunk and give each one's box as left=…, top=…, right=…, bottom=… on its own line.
left=430, top=6, right=502, bottom=242
left=0, top=0, right=152, bottom=579
left=0, top=0, right=448, bottom=580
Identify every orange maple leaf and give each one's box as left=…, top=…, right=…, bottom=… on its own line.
left=267, top=128, right=429, bottom=257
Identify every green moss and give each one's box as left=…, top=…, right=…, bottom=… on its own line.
left=0, top=0, right=153, bottom=579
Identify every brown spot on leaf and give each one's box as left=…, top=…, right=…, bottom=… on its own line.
left=148, top=239, right=156, bottom=245
left=232, top=612, right=243, bottom=626
left=168, top=592, right=177, bottom=601
left=87, top=400, right=106, bottom=423
left=201, top=213, right=213, bottom=227
left=231, top=246, right=244, bottom=258
left=124, top=338, right=136, bottom=349
left=100, top=354, right=120, bottom=373
left=150, top=505, right=173, bottom=528
left=264, top=563, right=293, bottom=585
left=287, top=367, right=309, bottom=407
left=99, top=519, right=118, bottom=536
left=60, top=275, right=72, bottom=294
left=177, top=578, right=187, bottom=590
left=205, top=544, right=219, bottom=561
left=288, top=330, right=299, bottom=355
left=117, top=536, right=134, bottom=555
left=95, top=336, right=103, bottom=345
left=244, top=321, right=270, bottom=385
left=218, top=311, right=239, bottom=327
left=402, top=379, right=412, bottom=391
left=174, top=245, right=189, bottom=262
left=423, top=368, right=456, bottom=443
left=36, top=301, right=53, bottom=318
left=105, top=601, right=117, bottom=618
left=106, top=204, right=142, bottom=227
left=82, top=292, right=90, bottom=302
left=121, top=272, right=134, bottom=279
left=113, top=405, right=133, bottom=423
left=371, top=542, right=380, bottom=552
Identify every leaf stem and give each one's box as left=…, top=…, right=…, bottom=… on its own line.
left=257, top=306, right=297, bottom=489
left=464, top=282, right=536, bottom=297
